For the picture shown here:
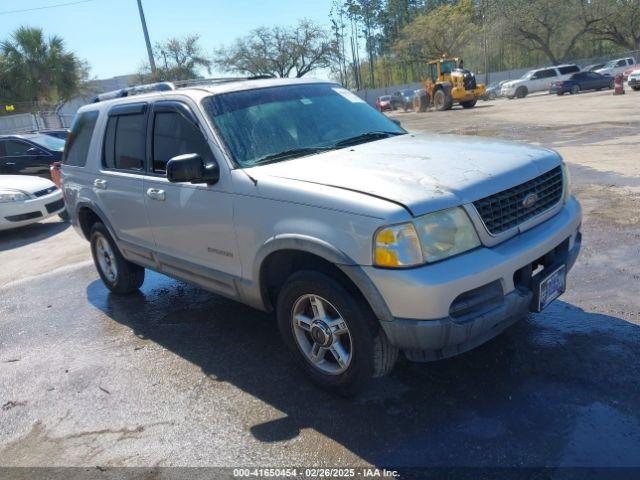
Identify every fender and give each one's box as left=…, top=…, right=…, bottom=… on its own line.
left=246, top=234, right=394, bottom=323
left=74, top=200, right=118, bottom=241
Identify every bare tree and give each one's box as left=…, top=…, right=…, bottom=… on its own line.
left=499, top=0, right=601, bottom=65
left=590, top=0, right=640, bottom=51
left=139, top=34, right=211, bottom=82
left=214, top=20, right=337, bottom=78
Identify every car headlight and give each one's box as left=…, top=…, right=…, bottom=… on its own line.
left=0, top=190, right=30, bottom=203
left=414, top=207, right=481, bottom=263
left=561, top=162, right=571, bottom=203
left=374, top=222, right=423, bottom=268
left=374, top=207, right=481, bottom=267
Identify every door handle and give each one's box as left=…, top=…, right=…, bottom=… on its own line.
left=94, top=179, right=107, bottom=189
left=146, top=188, right=165, bottom=201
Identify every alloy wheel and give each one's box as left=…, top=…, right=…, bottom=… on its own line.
left=291, top=294, right=353, bottom=375
left=95, top=233, right=118, bottom=283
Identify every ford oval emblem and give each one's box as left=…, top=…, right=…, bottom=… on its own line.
left=522, top=193, right=539, bottom=208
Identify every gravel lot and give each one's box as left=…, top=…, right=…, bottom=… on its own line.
left=1, top=90, right=639, bottom=471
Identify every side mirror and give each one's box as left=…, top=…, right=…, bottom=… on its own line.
left=166, top=153, right=220, bottom=185
left=390, top=118, right=401, bottom=127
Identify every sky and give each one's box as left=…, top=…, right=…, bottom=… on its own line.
left=0, top=0, right=335, bottom=79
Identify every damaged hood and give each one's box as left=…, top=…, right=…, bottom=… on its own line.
left=250, top=132, right=562, bottom=217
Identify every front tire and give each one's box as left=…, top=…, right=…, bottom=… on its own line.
left=277, top=271, right=398, bottom=396
left=461, top=99, right=477, bottom=109
left=90, top=222, right=145, bottom=294
left=570, top=85, right=580, bottom=95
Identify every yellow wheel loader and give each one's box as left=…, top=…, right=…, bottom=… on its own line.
left=414, top=57, right=486, bottom=112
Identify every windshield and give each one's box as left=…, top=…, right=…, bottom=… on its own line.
left=380, top=95, right=391, bottom=101
left=603, top=60, right=616, bottom=68
left=204, top=83, right=406, bottom=168
left=522, top=70, right=536, bottom=79
left=440, top=60, right=456, bottom=74
left=28, top=134, right=65, bottom=152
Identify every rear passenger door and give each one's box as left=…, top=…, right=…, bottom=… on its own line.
left=97, top=103, right=155, bottom=250
left=143, top=100, right=241, bottom=285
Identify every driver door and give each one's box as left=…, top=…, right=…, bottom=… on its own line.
left=143, top=100, right=241, bottom=290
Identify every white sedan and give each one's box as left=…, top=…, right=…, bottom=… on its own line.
left=0, top=175, right=66, bottom=231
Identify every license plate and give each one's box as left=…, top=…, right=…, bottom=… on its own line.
left=538, top=265, right=566, bottom=311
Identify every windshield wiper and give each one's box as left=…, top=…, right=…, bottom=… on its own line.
left=251, top=146, right=333, bottom=166
left=331, top=131, right=405, bottom=148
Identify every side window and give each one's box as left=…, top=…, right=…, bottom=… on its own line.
left=543, top=69, right=558, bottom=78
left=63, top=110, right=99, bottom=167
left=559, top=65, right=579, bottom=74
left=103, top=113, right=146, bottom=171
left=3, top=140, right=36, bottom=156
left=616, top=60, right=626, bottom=67
left=152, top=110, right=212, bottom=173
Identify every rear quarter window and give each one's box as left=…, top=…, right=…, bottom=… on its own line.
left=63, top=110, right=99, bottom=167
left=558, top=65, right=579, bottom=75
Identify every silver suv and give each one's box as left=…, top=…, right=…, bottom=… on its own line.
left=62, top=78, right=582, bottom=395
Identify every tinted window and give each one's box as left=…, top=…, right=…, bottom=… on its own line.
left=152, top=111, right=212, bottom=173
left=538, top=69, right=557, bottom=78
left=616, top=60, right=626, bottom=67
left=63, top=111, right=99, bottom=167
left=1, top=140, right=35, bottom=156
left=559, top=65, right=579, bottom=74
left=103, top=117, right=117, bottom=169
left=103, top=113, right=146, bottom=171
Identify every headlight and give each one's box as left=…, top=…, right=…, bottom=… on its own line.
left=0, top=190, right=30, bottom=203
left=374, top=223, right=423, bottom=268
left=561, top=162, right=571, bottom=203
left=414, top=207, right=481, bottom=263
left=374, top=207, right=481, bottom=267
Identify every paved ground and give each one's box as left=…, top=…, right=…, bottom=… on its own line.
left=1, top=90, right=639, bottom=470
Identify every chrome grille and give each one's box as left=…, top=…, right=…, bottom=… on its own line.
left=473, top=166, right=563, bottom=235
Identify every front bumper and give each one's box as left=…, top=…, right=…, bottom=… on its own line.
left=362, top=197, right=582, bottom=360
left=0, top=190, right=65, bottom=231
left=629, top=78, right=640, bottom=87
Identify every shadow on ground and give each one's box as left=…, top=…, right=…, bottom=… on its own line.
left=0, top=220, right=69, bottom=252
left=86, top=271, right=640, bottom=468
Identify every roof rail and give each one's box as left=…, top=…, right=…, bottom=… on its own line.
left=92, top=75, right=278, bottom=102
left=92, top=82, right=175, bottom=103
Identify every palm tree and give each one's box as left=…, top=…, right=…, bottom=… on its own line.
left=0, top=26, right=86, bottom=104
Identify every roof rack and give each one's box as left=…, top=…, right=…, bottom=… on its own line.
left=92, top=75, right=276, bottom=103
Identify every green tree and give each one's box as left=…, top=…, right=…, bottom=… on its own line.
left=395, top=0, right=478, bottom=60
left=0, top=26, right=86, bottom=104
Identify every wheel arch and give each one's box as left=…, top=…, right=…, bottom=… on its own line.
left=254, top=235, right=393, bottom=323
left=76, top=201, right=116, bottom=241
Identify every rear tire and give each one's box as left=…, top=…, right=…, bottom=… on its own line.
left=90, top=222, right=145, bottom=294
left=461, top=99, right=477, bottom=109
left=633, top=86, right=640, bottom=91
left=276, top=271, right=398, bottom=396
left=434, top=89, right=453, bottom=111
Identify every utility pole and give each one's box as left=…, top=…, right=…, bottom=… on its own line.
left=136, top=0, right=156, bottom=76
